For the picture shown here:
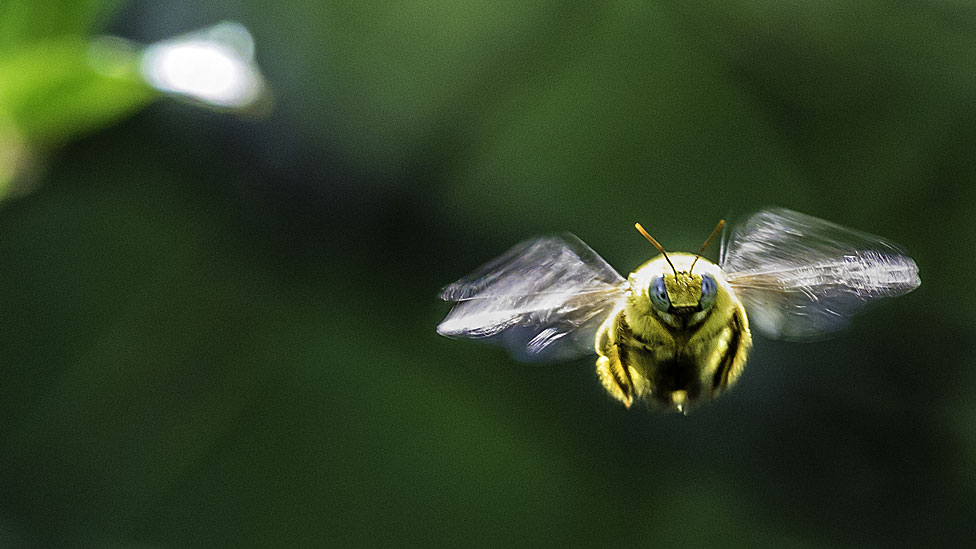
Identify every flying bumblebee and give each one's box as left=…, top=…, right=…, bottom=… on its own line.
left=436, top=208, right=920, bottom=413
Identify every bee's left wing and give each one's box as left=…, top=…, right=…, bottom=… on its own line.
left=437, top=234, right=628, bottom=362
left=720, top=208, right=920, bottom=340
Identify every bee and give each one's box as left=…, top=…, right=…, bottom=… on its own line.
left=437, top=208, right=920, bottom=413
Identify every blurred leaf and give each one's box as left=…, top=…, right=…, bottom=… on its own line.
left=0, top=1, right=149, bottom=198
left=0, top=0, right=125, bottom=50
left=0, top=38, right=155, bottom=147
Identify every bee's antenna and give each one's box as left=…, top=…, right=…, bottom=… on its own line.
left=689, top=219, right=725, bottom=272
left=635, top=222, right=677, bottom=275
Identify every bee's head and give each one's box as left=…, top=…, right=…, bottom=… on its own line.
left=634, top=221, right=723, bottom=317
left=648, top=271, right=717, bottom=315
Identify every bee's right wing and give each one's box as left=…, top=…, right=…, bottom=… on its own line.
left=720, top=208, right=920, bottom=340
left=437, top=234, right=629, bottom=362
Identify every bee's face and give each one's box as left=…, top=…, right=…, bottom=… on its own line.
left=630, top=253, right=723, bottom=326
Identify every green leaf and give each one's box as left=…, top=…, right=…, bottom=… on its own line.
left=0, top=37, right=156, bottom=147
left=0, top=0, right=125, bottom=51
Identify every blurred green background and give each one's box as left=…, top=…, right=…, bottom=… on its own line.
left=0, top=0, right=974, bottom=545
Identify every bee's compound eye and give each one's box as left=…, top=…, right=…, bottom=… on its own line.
left=700, top=274, right=717, bottom=310
left=649, top=276, right=671, bottom=312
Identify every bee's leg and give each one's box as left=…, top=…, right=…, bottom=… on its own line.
left=595, top=318, right=611, bottom=356
left=596, top=346, right=634, bottom=409
left=711, top=305, right=753, bottom=396
left=725, top=306, right=753, bottom=388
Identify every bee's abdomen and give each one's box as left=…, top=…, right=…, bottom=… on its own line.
left=606, top=314, right=703, bottom=406
left=596, top=298, right=752, bottom=410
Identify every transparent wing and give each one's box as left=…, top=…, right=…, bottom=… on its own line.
left=437, top=234, right=628, bottom=362
left=720, top=207, right=920, bottom=340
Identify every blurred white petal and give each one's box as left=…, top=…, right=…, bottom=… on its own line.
left=140, top=22, right=265, bottom=109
